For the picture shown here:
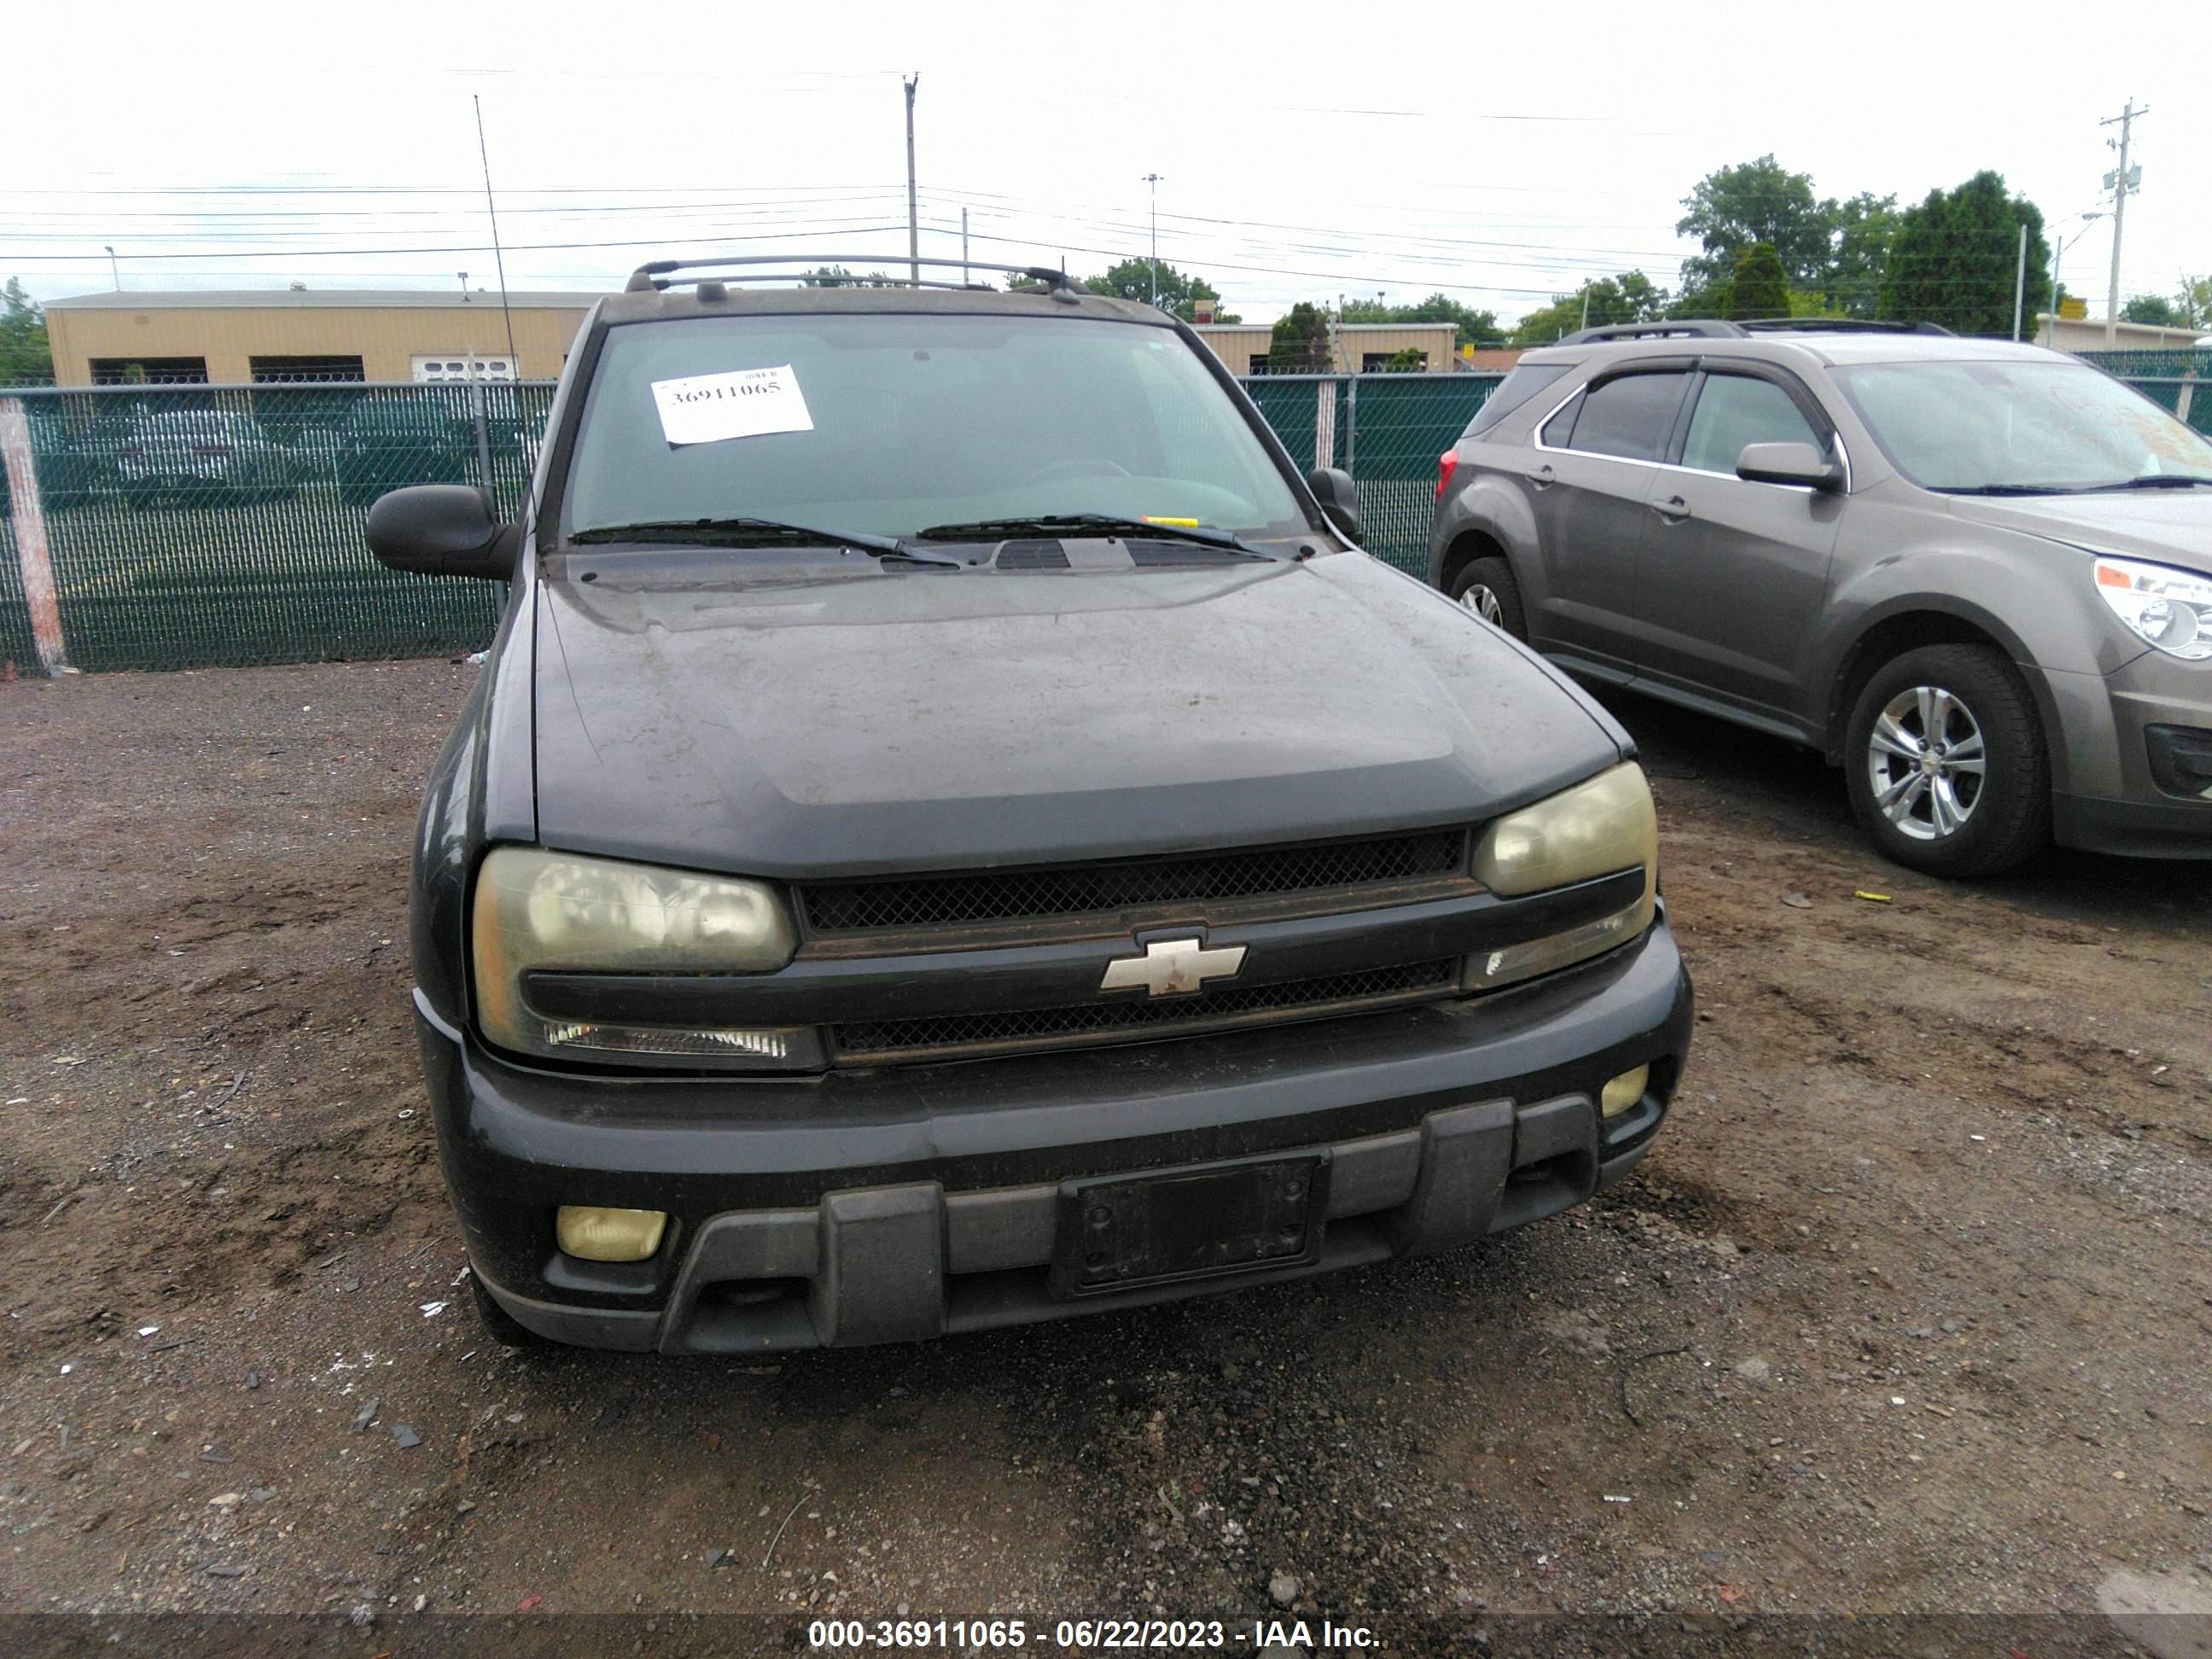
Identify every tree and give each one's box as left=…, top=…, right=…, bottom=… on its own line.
left=1676, top=155, right=1834, bottom=291
left=1339, top=292, right=1501, bottom=349
left=2180, top=276, right=2212, bottom=330
left=1825, top=192, right=1900, bottom=318
left=801, top=265, right=896, bottom=288
left=1267, top=303, right=1331, bottom=374
left=0, top=278, right=51, bottom=385
left=1381, top=346, right=1426, bottom=372
left=1721, top=242, right=1791, bottom=320
left=2121, top=294, right=2181, bottom=327
left=1510, top=271, right=1668, bottom=346
left=1080, top=259, right=1238, bottom=323
left=1876, top=172, right=2051, bottom=337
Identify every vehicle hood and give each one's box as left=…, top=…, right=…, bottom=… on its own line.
left=1946, top=490, right=2212, bottom=575
left=528, top=553, right=1627, bottom=879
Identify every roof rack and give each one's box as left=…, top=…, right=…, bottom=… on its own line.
left=1557, top=320, right=1746, bottom=345
left=622, top=254, right=1089, bottom=297
left=1735, top=317, right=1956, bottom=337
left=1558, top=316, right=1958, bottom=346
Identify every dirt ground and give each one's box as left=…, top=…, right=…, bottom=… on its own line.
left=2, top=659, right=2209, bottom=1655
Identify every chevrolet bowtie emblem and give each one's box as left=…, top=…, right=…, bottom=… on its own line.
left=1099, top=937, right=1248, bottom=998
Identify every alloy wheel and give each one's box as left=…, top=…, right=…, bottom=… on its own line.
left=1459, top=584, right=1505, bottom=627
left=1866, top=684, right=1987, bottom=841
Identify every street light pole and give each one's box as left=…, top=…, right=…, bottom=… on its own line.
left=104, top=245, right=119, bottom=292
left=1143, top=173, right=1162, bottom=307
left=2046, top=212, right=2103, bottom=349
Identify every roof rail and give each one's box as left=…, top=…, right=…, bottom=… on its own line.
left=1734, top=317, right=1957, bottom=337
left=1557, top=320, right=1748, bottom=345
left=1560, top=317, right=1961, bottom=346
left=622, top=254, right=1088, bottom=296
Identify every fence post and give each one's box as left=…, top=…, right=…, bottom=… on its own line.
left=0, top=397, right=69, bottom=676
left=468, top=380, right=495, bottom=502
left=2180, top=369, right=2197, bottom=428
left=1314, top=380, right=1336, bottom=473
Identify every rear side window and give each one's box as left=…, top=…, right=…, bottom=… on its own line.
left=1682, top=375, right=1823, bottom=474
left=1549, top=372, right=1687, bottom=462
left=1464, top=361, right=1575, bottom=438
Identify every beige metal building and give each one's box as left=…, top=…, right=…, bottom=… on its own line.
left=1193, top=321, right=1461, bottom=375
left=42, top=289, right=600, bottom=387
left=2033, top=312, right=2209, bottom=354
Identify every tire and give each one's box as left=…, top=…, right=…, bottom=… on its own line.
left=1448, top=554, right=1528, bottom=641
left=1842, top=643, right=2049, bottom=876
left=467, top=1268, right=555, bottom=1350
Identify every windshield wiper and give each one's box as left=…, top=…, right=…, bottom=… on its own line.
left=1930, top=484, right=2072, bottom=497
left=2072, top=474, right=2212, bottom=492
left=913, top=514, right=1278, bottom=560
left=568, top=517, right=963, bottom=568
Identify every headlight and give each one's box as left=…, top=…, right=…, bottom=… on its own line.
left=471, top=847, right=806, bottom=1068
left=2095, top=556, right=2212, bottom=661
left=1465, top=763, right=1658, bottom=992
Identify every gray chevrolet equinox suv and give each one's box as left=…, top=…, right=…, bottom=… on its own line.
left=1429, top=319, right=2212, bottom=875
left=360, top=255, right=1692, bottom=1353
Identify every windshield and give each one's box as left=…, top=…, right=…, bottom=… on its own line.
left=1831, top=358, right=2212, bottom=492
left=564, top=313, right=1311, bottom=543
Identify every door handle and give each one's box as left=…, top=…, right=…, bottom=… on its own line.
left=1530, top=463, right=1555, bottom=491
left=1652, top=493, right=1691, bottom=523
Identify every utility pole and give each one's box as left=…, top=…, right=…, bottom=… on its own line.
left=903, top=74, right=920, bottom=288
left=2011, top=223, right=2027, bottom=341
left=961, top=207, right=969, bottom=287
left=104, top=245, right=119, bottom=292
left=2102, top=98, right=2147, bottom=347
left=1143, top=173, right=1162, bottom=306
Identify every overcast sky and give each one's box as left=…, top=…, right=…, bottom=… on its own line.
left=5, top=0, right=2203, bottom=327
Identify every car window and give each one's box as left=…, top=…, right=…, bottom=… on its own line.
left=1551, top=372, right=1687, bottom=463
left=1681, top=375, right=1823, bottom=475
left=566, top=313, right=1310, bottom=542
left=1464, top=361, right=1575, bottom=438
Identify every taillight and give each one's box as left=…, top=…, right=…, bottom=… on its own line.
left=1435, top=449, right=1459, bottom=501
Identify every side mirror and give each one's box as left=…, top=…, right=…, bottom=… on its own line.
left=1307, top=466, right=1365, bottom=542
left=1736, top=441, right=1844, bottom=493
left=365, top=485, right=519, bottom=580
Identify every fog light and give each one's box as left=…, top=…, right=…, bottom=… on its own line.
left=556, top=1206, right=667, bottom=1262
left=1600, top=1065, right=1650, bottom=1119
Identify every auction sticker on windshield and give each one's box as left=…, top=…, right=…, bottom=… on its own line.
left=650, top=364, right=815, bottom=447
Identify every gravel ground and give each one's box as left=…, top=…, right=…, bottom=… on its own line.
left=2, top=659, right=2209, bottom=1656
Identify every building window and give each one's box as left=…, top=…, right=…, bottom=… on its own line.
left=412, top=355, right=517, bottom=383
left=250, top=355, right=366, bottom=383
left=1363, top=351, right=1428, bottom=373
left=1248, top=354, right=1272, bottom=375
left=88, top=356, right=208, bottom=386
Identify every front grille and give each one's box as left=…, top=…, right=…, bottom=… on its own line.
left=834, top=958, right=1458, bottom=1064
left=801, top=830, right=1466, bottom=935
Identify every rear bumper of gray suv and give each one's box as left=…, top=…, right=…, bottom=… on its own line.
left=418, top=913, right=1691, bottom=1353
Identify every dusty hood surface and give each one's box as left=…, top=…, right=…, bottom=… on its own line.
left=1947, top=488, right=2212, bottom=574
left=529, top=551, right=1627, bottom=879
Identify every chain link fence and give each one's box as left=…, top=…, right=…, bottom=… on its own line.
left=0, top=381, right=548, bottom=673
left=0, top=357, right=2201, bottom=676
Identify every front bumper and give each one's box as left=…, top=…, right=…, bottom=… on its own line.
left=2043, top=654, right=2212, bottom=858
left=416, top=915, right=1692, bottom=1353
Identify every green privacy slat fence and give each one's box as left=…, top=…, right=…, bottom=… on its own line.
left=0, top=363, right=2191, bottom=675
